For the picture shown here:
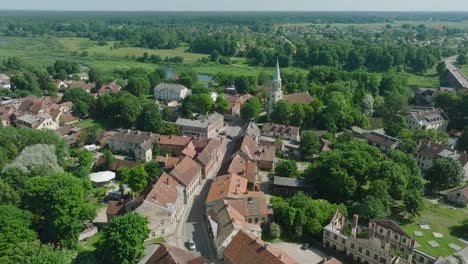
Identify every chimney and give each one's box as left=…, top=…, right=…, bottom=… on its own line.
left=278, top=253, right=283, bottom=260
left=263, top=243, right=271, bottom=249
left=248, top=196, right=253, bottom=203
left=351, top=214, right=359, bottom=238
left=165, top=177, right=170, bottom=186
left=368, top=222, right=375, bottom=238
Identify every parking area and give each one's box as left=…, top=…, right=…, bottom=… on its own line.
left=274, top=242, right=326, bottom=264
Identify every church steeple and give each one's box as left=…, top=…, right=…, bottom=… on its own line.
left=273, top=58, right=281, bottom=82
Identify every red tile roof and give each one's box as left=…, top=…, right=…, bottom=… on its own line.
left=106, top=200, right=126, bottom=216
left=169, top=156, right=202, bottom=187
left=159, top=135, right=192, bottom=146
left=144, top=172, right=183, bottom=210
left=206, top=174, right=248, bottom=204
left=156, top=156, right=181, bottom=170
left=145, top=243, right=210, bottom=264
left=223, top=230, right=297, bottom=264
left=283, top=92, right=313, bottom=105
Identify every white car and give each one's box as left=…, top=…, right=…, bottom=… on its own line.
left=187, top=239, right=196, bottom=250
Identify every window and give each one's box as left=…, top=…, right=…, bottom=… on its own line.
left=151, top=231, right=156, bottom=237
left=379, top=228, right=384, bottom=233
left=255, top=218, right=259, bottom=223
left=161, top=229, right=165, bottom=235
left=394, top=234, right=399, bottom=239
left=334, top=234, right=337, bottom=240
left=366, top=250, right=370, bottom=256
left=342, top=238, right=345, bottom=244
left=358, top=247, right=362, bottom=253
left=248, top=218, right=252, bottom=223
left=160, top=219, right=164, bottom=225
left=402, top=238, right=407, bottom=243
left=351, top=243, right=355, bottom=249
left=374, top=254, right=379, bottom=260
left=380, top=257, right=386, bottom=264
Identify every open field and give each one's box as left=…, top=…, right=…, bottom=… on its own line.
left=282, top=20, right=468, bottom=30
left=401, top=203, right=467, bottom=257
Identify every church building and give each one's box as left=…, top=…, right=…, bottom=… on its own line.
left=267, top=60, right=313, bottom=120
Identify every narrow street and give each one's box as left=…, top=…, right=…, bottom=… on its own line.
left=166, top=136, right=235, bottom=263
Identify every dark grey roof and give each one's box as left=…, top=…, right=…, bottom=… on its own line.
left=176, top=112, right=224, bottom=128
left=109, top=129, right=158, bottom=145
left=273, top=176, right=309, bottom=188
left=154, top=83, right=189, bottom=93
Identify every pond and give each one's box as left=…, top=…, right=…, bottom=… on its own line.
left=161, top=65, right=214, bottom=82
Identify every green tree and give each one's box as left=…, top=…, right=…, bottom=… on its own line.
left=456, top=126, right=468, bottom=152
left=144, top=161, right=162, bottom=179
left=271, top=100, right=292, bottom=125
left=240, top=97, right=261, bottom=121
left=127, top=75, right=150, bottom=96
left=0, top=205, right=37, bottom=255
left=103, top=149, right=114, bottom=170
left=403, top=192, right=425, bottom=219
left=137, top=103, right=163, bottom=133
left=97, top=213, right=149, bottom=264
left=215, top=96, right=228, bottom=114
left=0, top=240, right=70, bottom=264
left=55, top=69, right=68, bottom=80
left=275, top=160, right=298, bottom=178
left=269, top=222, right=281, bottom=239
left=299, top=131, right=320, bottom=159
left=24, top=173, right=95, bottom=248
left=0, top=179, right=20, bottom=206
left=457, top=54, right=467, bottom=65
left=355, top=195, right=390, bottom=222
left=120, top=165, right=150, bottom=194
left=426, top=158, right=463, bottom=192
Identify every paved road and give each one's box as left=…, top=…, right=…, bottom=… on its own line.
left=274, top=242, right=326, bottom=264
left=166, top=137, right=233, bottom=263
left=445, top=55, right=468, bottom=88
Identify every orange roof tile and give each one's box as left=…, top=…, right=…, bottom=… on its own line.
left=169, top=156, right=202, bottom=187
left=159, top=135, right=192, bottom=146
left=144, top=172, right=183, bottom=210
left=206, top=174, right=248, bottom=204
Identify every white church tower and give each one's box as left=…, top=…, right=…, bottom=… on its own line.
left=267, top=59, right=283, bottom=121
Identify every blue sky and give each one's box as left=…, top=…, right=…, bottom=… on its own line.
left=2, top=0, right=468, bottom=11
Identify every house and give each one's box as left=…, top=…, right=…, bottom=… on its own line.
left=407, top=108, right=449, bottom=132
left=253, top=145, right=276, bottom=171
left=159, top=135, right=194, bottom=157
left=176, top=112, right=224, bottom=139
left=155, top=156, right=181, bottom=171
left=225, top=196, right=273, bottom=225
left=95, top=156, right=138, bottom=172
left=323, top=210, right=436, bottom=264
left=15, top=112, right=59, bottom=130
left=194, top=138, right=223, bottom=177
left=219, top=154, right=258, bottom=191
left=231, top=135, right=276, bottom=171
left=135, top=172, right=185, bottom=238
left=223, top=94, right=252, bottom=120
left=417, top=140, right=468, bottom=180
left=365, top=131, right=399, bottom=152
left=446, top=185, right=468, bottom=206
left=68, top=72, right=89, bottom=81
left=319, top=258, right=342, bottom=264
left=145, top=243, right=211, bottom=264
left=242, top=121, right=261, bottom=142
left=223, top=230, right=297, bottom=264
left=107, top=130, right=158, bottom=162
left=55, top=126, right=82, bottom=147
left=206, top=200, right=262, bottom=260
left=154, top=83, right=190, bottom=101
left=414, top=88, right=438, bottom=106
left=53, top=80, right=68, bottom=89
left=206, top=174, right=248, bottom=206
left=262, top=123, right=301, bottom=142
left=169, top=156, right=203, bottom=203
left=97, top=84, right=121, bottom=94
left=66, top=81, right=95, bottom=93
left=0, top=73, right=11, bottom=89
left=106, top=200, right=127, bottom=222
left=272, top=176, right=313, bottom=197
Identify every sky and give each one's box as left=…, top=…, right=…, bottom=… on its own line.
left=2, top=0, right=468, bottom=12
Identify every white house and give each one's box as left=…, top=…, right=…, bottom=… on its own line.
left=407, top=108, right=449, bottom=132
left=0, top=73, right=11, bottom=89
left=154, top=83, right=190, bottom=101
left=446, top=185, right=468, bottom=207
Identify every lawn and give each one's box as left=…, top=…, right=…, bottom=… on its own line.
left=75, top=119, right=115, bottom=131
left=80, top=232, right=101, bottom=251
left=145, top=236, right=166, bottom=245
left=401, top=203, right=467, bottom=257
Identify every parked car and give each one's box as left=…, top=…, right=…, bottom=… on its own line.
left=187, top=239, right=196, bottom=250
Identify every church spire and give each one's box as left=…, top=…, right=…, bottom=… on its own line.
left=273, top=58, right=281, bottom=82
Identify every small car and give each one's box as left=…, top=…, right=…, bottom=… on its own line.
left=301, top=243, right=310, bottom=250
left=187, top=239, right=196, bottom=250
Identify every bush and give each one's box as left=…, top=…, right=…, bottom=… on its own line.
left=269, top=222, right=281, bottom=239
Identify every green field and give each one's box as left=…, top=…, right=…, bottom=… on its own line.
left=282, top=20, right=468, bottom=30
left=401, top=203, right=467, bottom=257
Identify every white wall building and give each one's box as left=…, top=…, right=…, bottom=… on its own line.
left=154, top=83, right=190, bottom=101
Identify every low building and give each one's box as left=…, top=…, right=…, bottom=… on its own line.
left=206, top=200, right=262, bottom=260
left=145, top=243, right=211, bottom=264
left=223, top=94, right=252, bottom=120
left=66, top=81, right=95, bottom=93
left=169, top=156, right=203, bottom=203
left=107, top=129, right=158, bottom=162
left=407, top=108, right=449, bottom=132
left=365, top=131, right=399, bottom=152
left=15, top=112, right=59, bottom=130
left=97, top=84, right=121, bottom=94
left=159, top=135, right=194, bottom=157
left=242, top=121, right=261, bottom=143
left=89, top=171, right=116, bottom=187
left=322, top=210, right=437, bottom=264
left=272, top=176, right=313, bottom=197
left=195, top=138, right=223, bottom=177
left=176, top=112, right=224, bottom=139
left=262, top=123, right=300, bottom=142
left=223, top=230, right=297, bottom=264
left=155, top=155, right=181, bottom=171
left=135, top=172, right=185, bottom=238
left=446, top=185, right=468, bottom=207
left=253, top=145, right=276, bottom=171
left=231, top=135, right=276, bottom=171
left=55, top=126, right=82, bottom=147
left=106, top=200, right=127, bottom=222
left=225, top=196, right=273, bottom=226
left=154, top=83, right=190, bottom=102
left=206, top=174, right=248, bottom=206
left=220, top=154, right=258, bottom=191
left=319, top=258, right=342, bottom=264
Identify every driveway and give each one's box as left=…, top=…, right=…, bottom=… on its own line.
left=274, top=242, right=326, bottom=264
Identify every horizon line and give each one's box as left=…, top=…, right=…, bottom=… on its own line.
left=1, top=9, right=468, bottom=13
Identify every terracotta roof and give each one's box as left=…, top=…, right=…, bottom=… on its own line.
left=320, top=258, right=342, bottom=264
left=225, top=196, right=273, bottom=218
left=371, top=219, right=411, bottom=238
left=169, top=156, right=202, bottom=187
left=98, top=84, right=121, bottom=93
left=232, top=135, right=256, bottom=159
left=156, top=156, right=181, bottom=170
left=417, top=140, right=446, bottom=160
left=60, top=113, right=79, bottom=124
left=191, top=138, right=211, bottom=152
left=283, top=92, right=313, bottom=105
left=196, top=138, right=222, bottom=166
left=159, top=135, right=192, bottom=146
left=263, top=123, right=300, bottom=137
left=106, top=200, right=126, bottom=216
left=254, top=146, right=275, bottom=162
left=145, top=243, right=210, bottom=264
left=224, top=230, right=297, bottom=264
left=143, top=172, right=184, bottom=211
left=220, top=154, right=257, bottom=184
left=67, top=81, right=95, bottom=92
left=182, top=147, right=197, bottom=159
left=224, top=94, right=253, bottom=113
left=206, top=174, right=248, bottom=204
